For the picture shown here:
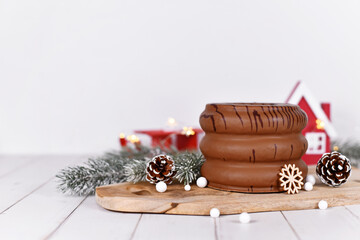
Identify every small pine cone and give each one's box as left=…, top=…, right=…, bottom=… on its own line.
left=316, top=151, right=351, bottom=187
left=146, top=155, right=176, bottom=184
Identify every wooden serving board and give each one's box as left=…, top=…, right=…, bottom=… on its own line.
left=95, top=167, right=360, bottom=215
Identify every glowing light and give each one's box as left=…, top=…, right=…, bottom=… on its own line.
left=182, top=127, right=195, bottom=136
left=127, top=134, right=140, bottom=143
left=333, top=146, right=339, bottom=151
left=316, top=119, right=325, bottom=130
left=119, top=133, right=127, bottom=147
left=167, top=117, right=177, bottom=127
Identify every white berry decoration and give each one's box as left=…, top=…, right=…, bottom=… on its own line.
left=306, top=174, right=316, bottom=185
left=239, top=212, right=251, bottom=223
left=318, top=200, right=328, bottom=210
left=184, top=184, right=191, bottom=191
left=156, top=181, right=167, bottom=193
left=210, top=208, right=220, bottom=218
left=197, top=177, right=208, bottom=188
left=304, top=182, right=313, bottom=191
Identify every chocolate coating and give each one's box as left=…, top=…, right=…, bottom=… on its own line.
left=199, top=103, right=308, bottom=193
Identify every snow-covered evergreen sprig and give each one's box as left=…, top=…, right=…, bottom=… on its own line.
left=56, top=156, right=129, bottom=195
left=124, top=158, right=150, bottom=183
left=174, top=152, right=205, bottom=185
left=56, top=146, right=205, bottom=196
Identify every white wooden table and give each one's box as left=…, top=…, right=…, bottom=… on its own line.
left=1, top=155, right=360, bottom=240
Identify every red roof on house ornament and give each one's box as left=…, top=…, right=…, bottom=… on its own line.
left=285, top=81, right=337, bottom=165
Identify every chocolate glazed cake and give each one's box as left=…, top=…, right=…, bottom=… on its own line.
left=199, top=103, right=308, bottom=193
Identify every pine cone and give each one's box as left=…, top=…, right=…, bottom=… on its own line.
left=316, top=151, right=351, bottom=187
left=146, top=155, right=176, bottom=184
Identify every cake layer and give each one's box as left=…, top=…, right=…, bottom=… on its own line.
left=201, top=158, right=308, bottom=193
left=200, top=103, right=307, bottom=134
left=200, top=133, right=307, bottom=162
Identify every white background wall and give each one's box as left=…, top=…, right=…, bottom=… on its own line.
left=0, top=0, right=359, bottom=154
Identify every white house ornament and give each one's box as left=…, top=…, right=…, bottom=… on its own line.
left=279, top=164, right=304, bottom=194
left=316, top=151, right=351, bottom=187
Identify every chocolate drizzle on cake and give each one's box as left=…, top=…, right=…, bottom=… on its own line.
left=252, top=110, right=263, bottom=132
left=276, top=106, right=285, bottom=126
left=245, top=106, right=253, bottom=131
left=274, top=144, right=277, bottom=159
left=232, top=105, right=244, bottom=127
left=200, top=114, right=216, bottom=132
left=261, top=106, right=270, bottom=127
left=211, top=104, right=227, bottom=130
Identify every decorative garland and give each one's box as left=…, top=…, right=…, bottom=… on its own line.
left=56, top=145, right=204, bottom=195
left=56, top=140, right=360, bottom=196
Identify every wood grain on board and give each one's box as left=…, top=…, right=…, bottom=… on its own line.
left=96, top=167, right=360, bottom=215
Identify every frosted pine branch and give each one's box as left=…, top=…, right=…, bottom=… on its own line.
left=174, top=152, right=205, bottom=185
left=56, top=157, right=129, bottom=195
left=332, top=140, right=360, bottom=167
left=56, top=146, right=205, bottom=195
left=124, top=158, right=150, bottom=183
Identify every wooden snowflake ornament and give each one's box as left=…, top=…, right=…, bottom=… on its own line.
left=279, top=164, right=304, bottom=194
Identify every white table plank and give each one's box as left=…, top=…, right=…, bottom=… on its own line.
left=0, top=155, right=38, bottom=178
left=0, top=155, right=86, bottom=213
left=0, top=180, right=86, bottom=240
left=282, top=206, right=360, bottom=240
left=345, top=204, right=360, bottom=219
left=132, top=214, right=216, bottom=240
left=218, top=212, right=298, bottom=240
left=49, top=196, right=141, bottom=240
